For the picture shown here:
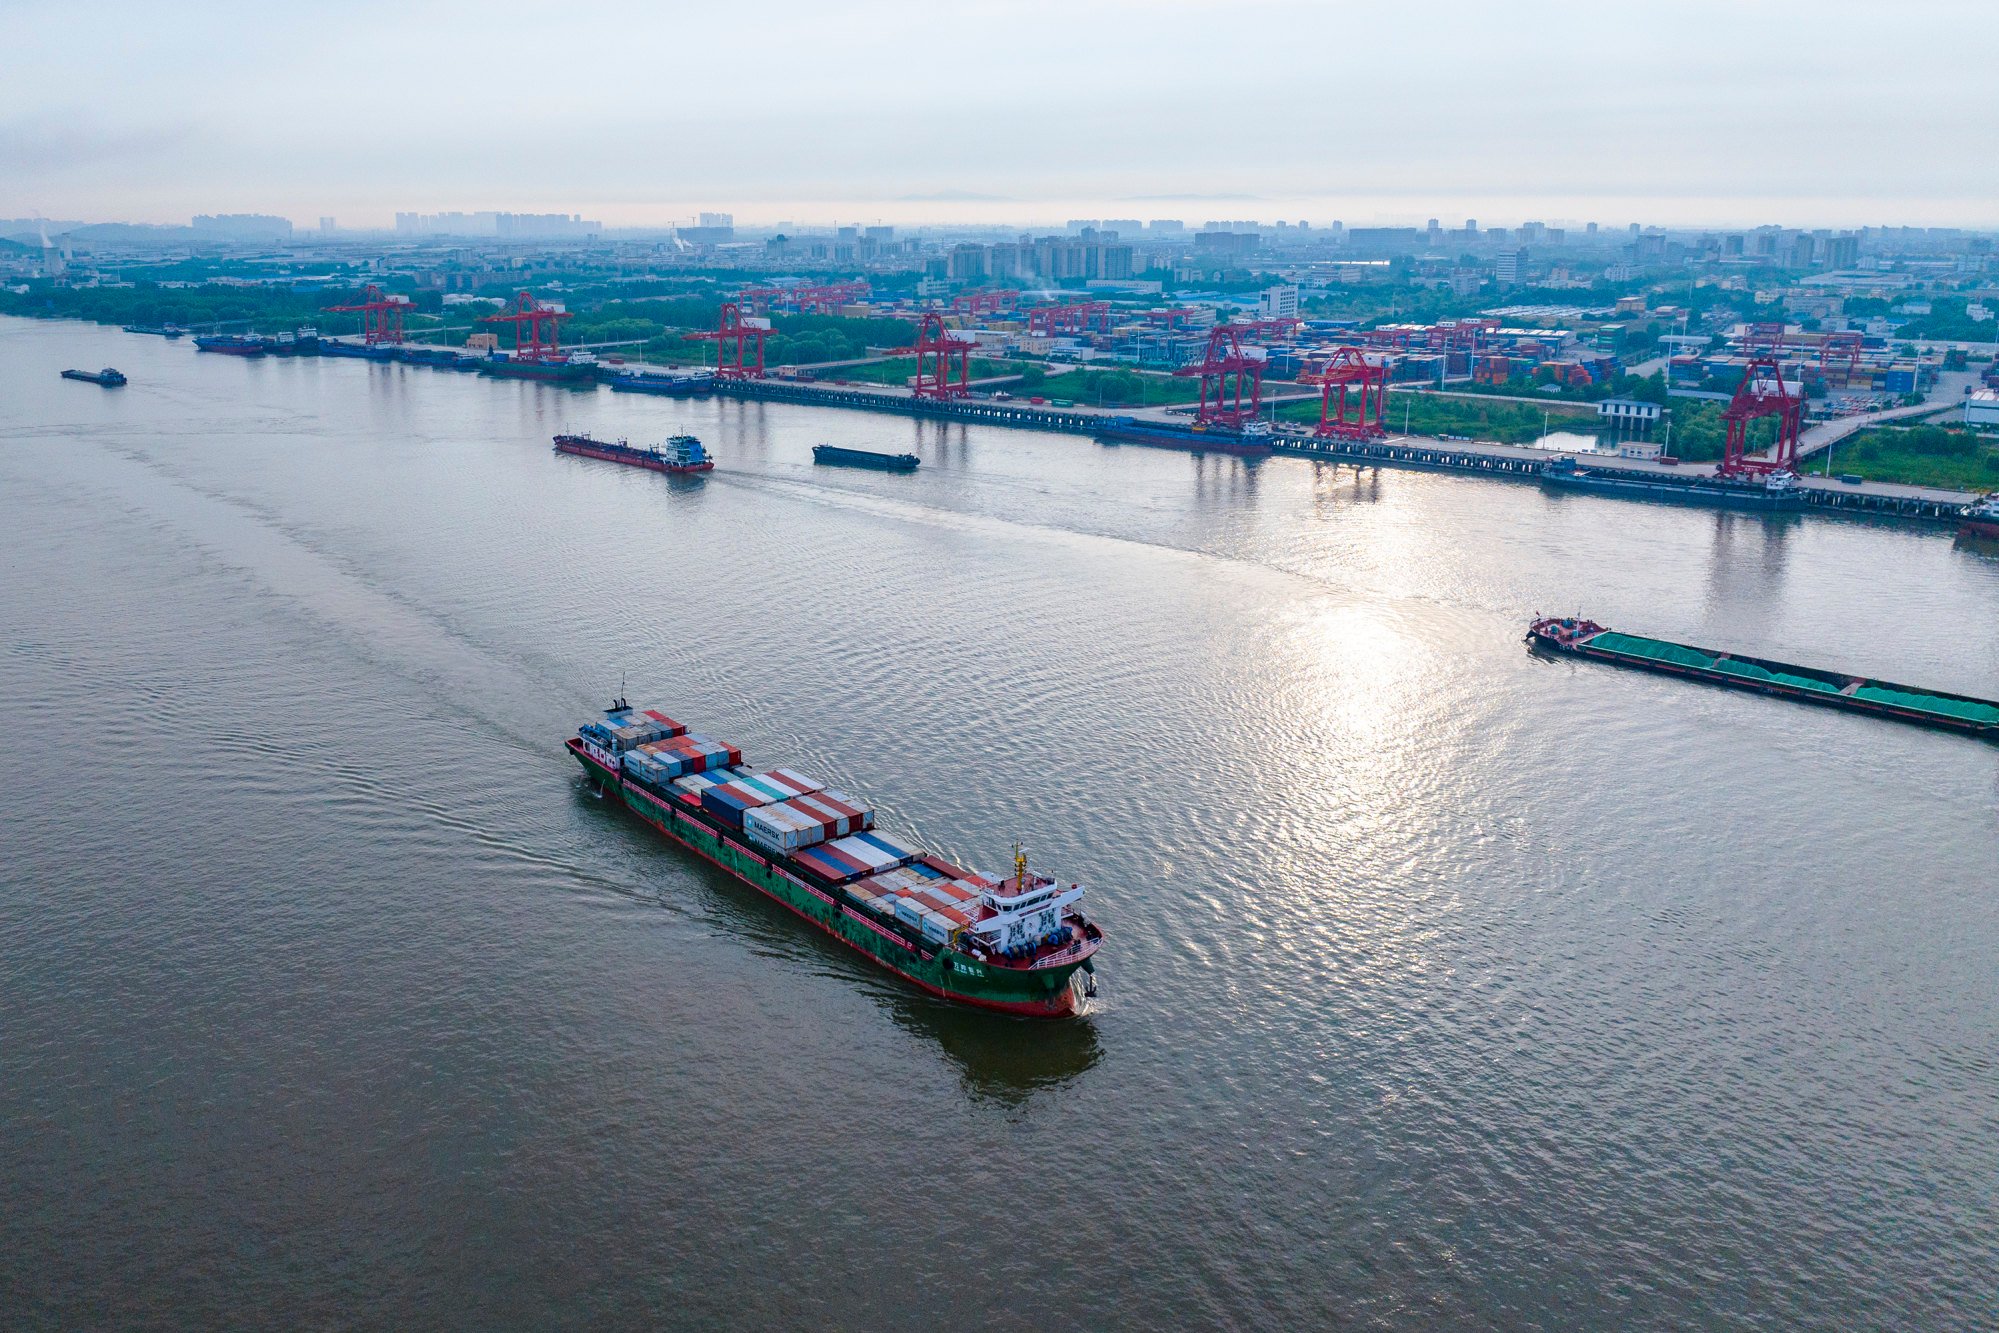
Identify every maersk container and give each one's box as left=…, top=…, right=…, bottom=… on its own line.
left=743, top=789, right=873, bottom=854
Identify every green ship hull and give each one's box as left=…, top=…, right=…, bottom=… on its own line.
left=570, top=743, right=1093, bottom=1016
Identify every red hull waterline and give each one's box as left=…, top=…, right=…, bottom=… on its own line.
left=556, top=442, right=713, bottom=473
left=570, top=740, right=1080, bottom=1018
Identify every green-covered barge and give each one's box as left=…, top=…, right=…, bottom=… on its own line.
left=1528, top=617, right=1999, bottom=739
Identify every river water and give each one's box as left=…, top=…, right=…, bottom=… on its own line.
left=3, top=317, right=1995, bottom=1331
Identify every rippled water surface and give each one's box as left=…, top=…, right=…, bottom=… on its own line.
left=3, top=318, right=1996, bottom=1330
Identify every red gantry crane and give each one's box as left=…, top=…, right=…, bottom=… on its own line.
left=951, top=288, right=1020, bottom=318
left=685, top=302, right=772, bottom=379
left=1175, top=324, right=1266, bottom=426
left=895, top=312, right=977, bottom=398
left=1027, top=301, right=1112, bottom=337
left=1719, top=356, right=1804, bottom=477
left=1304, top=346, right=1389, bottom=441
left=480, top=290, right=573, bottom=360
left=324, top=284, right=414, bottom=345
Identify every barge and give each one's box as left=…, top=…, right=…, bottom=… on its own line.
left=1540, top=456, right=1805, bottom=512
left=60, top=367, right=126, bottom=386
left=568, top=702, right=1102, bottom=1016
left=812, top=444, right=919, bottom=472
left=482, top=350, right=599, bottom=382
left=554, top=432, right=713, bottom=473
left=608, top=369, right=715, bottom=396
left=1528, top=616, right=1999, bottom=739
left=1961, top=493, right=1999, bottom=541
left=1096, top=417, right=1274, bottom=457
left=193, top=333, right=266, bottom=357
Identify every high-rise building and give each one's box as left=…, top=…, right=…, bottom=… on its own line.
left=318, top=217, right=337, bottom=234
left=1495, top=249, right=1527, bottom=285
left=1259, top=285, right=1300, bottom=320
left=698, top=212, right=734, bottom=228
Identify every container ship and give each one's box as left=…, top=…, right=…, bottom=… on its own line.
left=608, top=369, right=715, bottom=396
left=482, top=350, right=599, bottom=383
left=60, top=367, right=126, bottom=386
left=1540, top=456, right=1805, bottom=512
left=1960, top=493, right=1999, bottom=541
left=812, top=444, right=919, bottom=472
left=1096, top=417, right=1274, bottom=457
left=568, top=703, right=1103, bottom=1016
left=193, top=333, right=267, bottom=357
left=553, top=433, right=713, bottom=473
left=1528, top=616, right=1999, bottom=738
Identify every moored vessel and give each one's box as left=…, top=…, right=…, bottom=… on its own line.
left=483, top=349, right=599, bottom=382
left=1096, top=417, right=1274, bottom=457
left=1540, top=455, right=1805, bottom=512
left=553, top=432, right=714, bottom=473
left=608, top=369, right=715, bottom=396
left=812, top=444, right=919, bottom=472
left=568, top=702, right=1103, bottom=1016
left=193, top=333, right=267, bottom=357
left=1527, top=616, right=1999, bottom=738
left=1960, top=493, right=1999, bottom=541
left=60, top=367, right=126, bottom=386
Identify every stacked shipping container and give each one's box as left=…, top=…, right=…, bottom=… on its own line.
left=699, top=769, right=825, bottom=828
left=743, top=790, right=874, bottom=853
left=581, top=708, right=683, bottom=753
left=622, top=732, right=744, bottom=785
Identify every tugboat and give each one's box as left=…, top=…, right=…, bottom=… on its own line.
left=553, top=433, right=714, bottom=473
left=1960, top=493, right=1999, bottom=541
left=60, top=367, right=127, bottom=386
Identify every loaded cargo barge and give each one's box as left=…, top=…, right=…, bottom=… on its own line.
left=1096, top=417, right=1274, bottom=457
left=554, top=432, right=713, bottom=473
left=61, top=367, right=126, bottom=386
left=1540, top=456, right=1805, bottom=511
left=1528, top=617, right=1999, bottom=739
left=567, top=702, right=1102, bottom=1016
left=812, top=444, right=918, bottom=472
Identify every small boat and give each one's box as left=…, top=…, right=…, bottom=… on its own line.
left=60, top=367, right=127, bottom=387
left=812, top=444, right=920, bottom=472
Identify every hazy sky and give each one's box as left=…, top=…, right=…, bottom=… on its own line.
left=5, top=0, right=1996, bottom=230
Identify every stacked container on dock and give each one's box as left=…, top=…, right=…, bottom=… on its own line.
left=622, top=732, right=744, bottom=785
left=742, top=790, right=873, bottom=853
left=698, top=769, right=826, bottom=827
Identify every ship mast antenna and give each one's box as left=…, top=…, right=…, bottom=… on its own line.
left=1014, top=840, right=1028, bottom=891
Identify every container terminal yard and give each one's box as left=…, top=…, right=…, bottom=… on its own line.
left=152, top=286, right=1983, bottom=528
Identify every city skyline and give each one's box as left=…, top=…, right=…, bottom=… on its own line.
left=5, top=0, right=1995, bottom=230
